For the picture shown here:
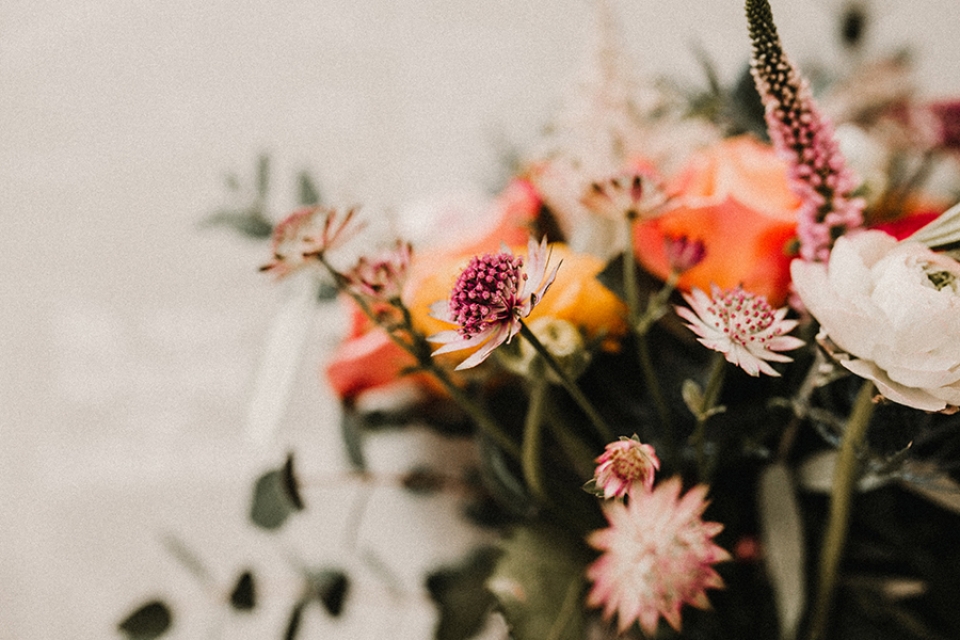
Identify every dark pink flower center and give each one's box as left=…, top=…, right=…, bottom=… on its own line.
left=709, top=288, right=779, bottom=345
left=449, top=252, right=526, bottom=338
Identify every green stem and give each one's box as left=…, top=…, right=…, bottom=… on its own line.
left=522, top=377, right=549, bottom=502
left=689, top=352, right=727, bottom=482
left=807, top=382, right=876, bottom=640
left=625, top=216, right=673, bottom=436
left=519, top=321, right=614, bottom=442
left=542, top=396, right=598, bottom=479
left=623, top=213, right=641, bottom=327
left=318, top=257, right=521, bottom=460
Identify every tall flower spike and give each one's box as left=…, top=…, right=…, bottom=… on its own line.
left=428, top=237, right=560, bottom=370
left=746, top=0, right=864, bottom=262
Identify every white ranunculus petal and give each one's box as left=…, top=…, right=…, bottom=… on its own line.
left=793, top=230, right=960, bottom=412
left=827, top=232, right=895, bottom=298
left=842, top=359, right=948, bottom=412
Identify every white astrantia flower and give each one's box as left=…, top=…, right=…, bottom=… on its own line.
left=676, top=285, right=805, bottom=377
left=792, top=230, right=960, bottom=412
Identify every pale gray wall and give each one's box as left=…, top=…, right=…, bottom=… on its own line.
left=3, top=0, right=959, bottom=638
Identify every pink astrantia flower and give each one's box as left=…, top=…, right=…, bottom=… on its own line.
left=593, top=436, right=661, bottom=499
left=676, top=285, right=805, bottom=377
left=581, top=171, right=667, bottom=221
left=428, top=236, right=560, bottom=370
left=260, top=206, right=362, bottom=277
left=344, top=240, right=412, bottom=302
left=664, top=235, right=707, bottom=274
left=747, top=0, right=864, bottom=262
left=587, top=477, right=730, bottom=635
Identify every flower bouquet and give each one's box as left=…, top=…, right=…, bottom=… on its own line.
left=121, top=1, right=960, bottom=639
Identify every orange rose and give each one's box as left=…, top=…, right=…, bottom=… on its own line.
left=634, top=136, right=801, bottom=306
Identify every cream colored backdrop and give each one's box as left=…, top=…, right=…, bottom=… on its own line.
left=3, top=0, right=959, bottom=638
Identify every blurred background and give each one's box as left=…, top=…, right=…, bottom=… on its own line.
left=3, top=0, right=959, bottom=637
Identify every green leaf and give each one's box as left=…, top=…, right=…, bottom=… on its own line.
left=682, top=378, right=705, bottom=415
left=307, top=569, right=350, bottom=616
left=199, top=208, right=273, bottom=239
left=426, top=547, right=501, bottom=640
left=758, top=463, right=806, bottom=640
left=229, top=570, right=256, bottom=611
left=256, top=154, right=270, bottom=200
left=339, top=407, right=367, bottom=470
left=487, top=525, right=589, bottom=640
left=118, top=600, right=172, bottom=640
left=298, top=171, right=322, bottom=206
left=249, top=453, right=304, bottom=530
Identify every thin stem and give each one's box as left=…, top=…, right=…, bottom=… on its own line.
left=318, top=257, right=521, bottom=460
left=807, top=381, right=877, bottom=640
left=542, top=399, right=600, bottom=479
left=623, top=213, right=642, bottom=327
left=519, top=321, right=614, bottom=442
left=625, top=217, right=673, bottom=434
left=689, top=352, right=727, bottom=482
left=522, top=377, right=549, bottom=502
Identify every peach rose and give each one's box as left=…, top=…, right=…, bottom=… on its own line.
left=634, top=136, right=801, bottom=306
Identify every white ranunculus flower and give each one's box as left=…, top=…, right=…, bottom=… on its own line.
left=791, top=230, right=960, bottom=412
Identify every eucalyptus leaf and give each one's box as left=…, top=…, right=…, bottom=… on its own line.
left=249, top=454, right=304, bottom=530
left=758, top=462, right=805, bottom=640
left=229, top=570, right=256, bottom=611
left=298, top=171, right=322, bottom=206
left=118, top=600, right=172, bottom=640
left=199, top=208, right=273, bottom=239
left=487, top=525, right=588, bottom=640
left=256, top=154, right=270, bottom=200
left=307, top=569, right=350, bottom=616
left=426, top=547, right=500, bottom=640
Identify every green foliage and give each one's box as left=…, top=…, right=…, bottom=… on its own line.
left=426, top=547, right=501, bottom=640
left=249, top=453, right=304, bottom=530
left=307, top=568, right=350, bottom=617
left=199, top=153, right=326, bottom=240
left=298, top=171, right=322, bottom=206
left=487, top=525, right=590, bottom=640
left=229, top=570, right=257, bottom=611
left=117, top=600, right=172, bottom=640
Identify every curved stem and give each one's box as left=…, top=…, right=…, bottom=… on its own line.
left=519, top=321, right=614, bottom=442
left=623, top=214, right=641, bottom=327
left=318, top=257, right=521, bottom=460
left=807, top=381, right=876, bottom=640
left=522, top=377, right=549, bottom=502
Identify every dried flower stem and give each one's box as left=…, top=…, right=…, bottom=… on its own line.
left=319, top=256, right=521, bottom=459
left=808, top=381, right=877, bottom=640
left=519, top=320, right=615, bottom=442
